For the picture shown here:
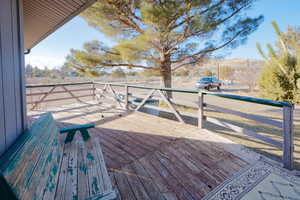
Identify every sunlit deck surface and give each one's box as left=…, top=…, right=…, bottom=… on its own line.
left=28, top=102, right=259, bottom=200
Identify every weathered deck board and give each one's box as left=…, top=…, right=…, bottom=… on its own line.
left=28, top=102, right=254, bottom=200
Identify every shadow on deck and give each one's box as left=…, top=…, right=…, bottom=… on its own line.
left=28, top=102, right=261, bottom=200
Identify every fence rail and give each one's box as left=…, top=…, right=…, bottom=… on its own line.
left=26, top=81, right=295, bottom=169
left=93, top=82, right=295, bottom=170
left=26, top=82, right=95, bottom=110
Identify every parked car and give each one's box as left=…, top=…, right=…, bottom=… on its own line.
left=196, top=77, right=221, bottom=90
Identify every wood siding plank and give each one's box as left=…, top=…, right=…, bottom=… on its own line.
left=0, top=0, right=26, bottom=155
left=1, top=0, right=18, bottom=149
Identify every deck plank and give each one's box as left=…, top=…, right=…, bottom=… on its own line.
left=122, top=164, right=152, bottom=200
left=28, top=102, right=252, bottom=200
left=113, top=170, right=137, bottom=200
left=77, top=136, right=90, bottom=199
left=64, top=136, right=78, bottom=200
left=129, top=161, right=166, bottom=200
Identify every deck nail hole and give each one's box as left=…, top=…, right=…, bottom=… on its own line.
left=208, top=185, right=212, bottom=188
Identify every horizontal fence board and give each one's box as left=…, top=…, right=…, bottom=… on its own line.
left=206, top=104, right=282, bottom=129
left=94, top=82, right=293, bottom=108
left=26, top=81, right=93, bottom=88
left=27, top=94, right=93, bottom=104
left=26, top=88, right=94, bottom=96
left=203, top=91, right=292, bottom=108
left=206, top=117, right=283, bottom=149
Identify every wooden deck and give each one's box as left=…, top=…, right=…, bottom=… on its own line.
left=28, top=102, right=260, bottom=200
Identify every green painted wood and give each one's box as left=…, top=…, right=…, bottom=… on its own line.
left=0, top=113, right=54, bottom=172
left=64, top=130, right=77, bottom=144
left=60, top=123, right=94, bottom=143
left=80, top=128, right=91, bottom=142
left=201, top=90, right=293, bottom=108
left=85, top=190, right=118, bottom=200
left=59, top=123, right=95, bottom=133
left=0, top=112, right=63, bottom=199
left=0, top=129, right=32, bottom=171
left=0, top=172, right=18, bottom=200
left=0, top=112, right=113, bottom=199
left=5, top=113, right=59, bottom=197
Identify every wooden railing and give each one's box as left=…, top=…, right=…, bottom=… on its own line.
left=26, top=81, right=295, bottom=169
left=93, top=82, right=295, bottom=170
left=26, top=82, right=95, bottom=110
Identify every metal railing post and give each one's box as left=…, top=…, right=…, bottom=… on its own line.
left=283, top=105, right=294, bottom=169
left=198, top=91, right=204, bottom=129
left=125, top=85, right=128, bottom=109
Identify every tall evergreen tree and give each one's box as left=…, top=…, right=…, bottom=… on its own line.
left=66, top=0, right=263, bottom=97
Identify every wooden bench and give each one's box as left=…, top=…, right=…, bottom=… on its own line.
left=0, top=113, right=118, bottom=200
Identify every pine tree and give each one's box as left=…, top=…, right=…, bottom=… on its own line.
left=66, top=0, right=263, bottom=98
left=257, top=22, right=300, bottom=103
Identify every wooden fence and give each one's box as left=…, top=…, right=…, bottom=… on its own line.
left=93, top=82, right=295, bottom=170
left=26, top=81, right=295, bottom=169
left=26, top=82, right=95, bottom=110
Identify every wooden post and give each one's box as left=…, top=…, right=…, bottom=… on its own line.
left=158, top=90, right=184, bottom=123
left=31, top=86, right=57, bottom=110
left=92, top=82, right=95, bottom=101
left=124, top=85, right=129, bottom=109
left=283, top=105, right=294, bottom=169
left=198, top=91, right=204, bottom=129
left=135, top=89, right=156, bottom=111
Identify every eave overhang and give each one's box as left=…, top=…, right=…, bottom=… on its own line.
left=23, top=0, right=97, bottom=50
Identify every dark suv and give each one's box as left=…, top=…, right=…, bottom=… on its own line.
left=196, top=77, right=221, bottom=90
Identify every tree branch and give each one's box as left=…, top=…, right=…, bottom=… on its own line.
left=98, top=63, right=157, bottom=70
left=167, top=1, right=245, bottom=55
left=171, top=29, right=244, bottom=67
left=171, top=54, right=206, bottom=71
left=170, top=0, right=225, bottom=30
left=73, top=61, right=158, bottom=71
left=108, top=0, right=144, bottom=34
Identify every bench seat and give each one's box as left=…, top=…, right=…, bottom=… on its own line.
left=0, top=113, right=117, bottom=200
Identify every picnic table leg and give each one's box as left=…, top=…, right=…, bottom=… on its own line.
left=64, top=130, right=77, bottom=144
left=80, top=129, right=91, bottom=141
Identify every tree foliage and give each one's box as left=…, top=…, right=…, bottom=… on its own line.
left=66, top=0, right=263, bottom=97
left=257, top=22, right=300, bottom=103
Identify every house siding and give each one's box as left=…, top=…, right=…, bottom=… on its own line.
left=0, top=0, right=27, bottom=155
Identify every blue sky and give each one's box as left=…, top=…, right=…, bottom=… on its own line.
left=25, top=0, right=300, bottom=69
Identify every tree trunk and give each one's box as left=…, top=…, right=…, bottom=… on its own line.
left=160, top=64, right=173, bottom=99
